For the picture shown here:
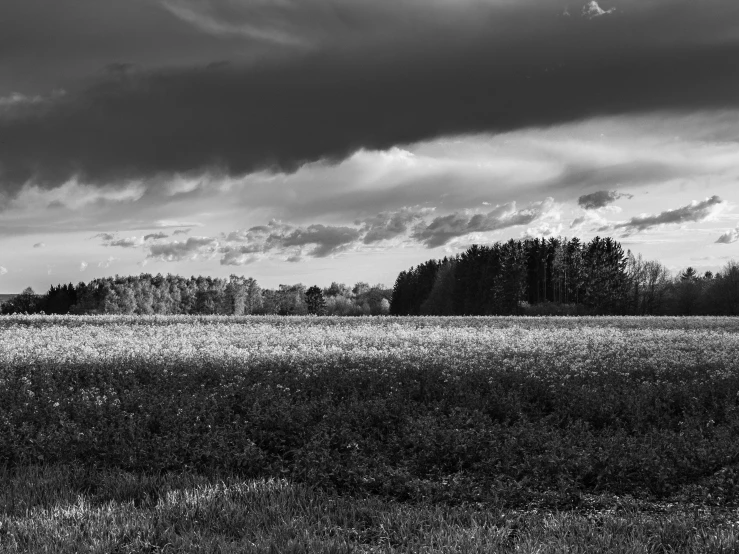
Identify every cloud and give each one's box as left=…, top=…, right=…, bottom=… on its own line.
left=79, top=261, right=88, bottom=272
left=94, top=232, right=156, bottom=248
left=361, top=207, right=432, bottom=244
left=3, top=179, right=145, bottom=213
left=570, top=209, right=609, bottom=231
left=614, top=196, right=726, bottom=233
left=92, top=233, right=116, bottom=241
left=219, top=246, right=261, bottom=266
left=172, top=229, right=191, bottom=235
left=147, top=236, right=219, bottom=262
left=108, top=236, right=144, bottom=248
left=716, top=226, right=739, bottom=244
left=570, top=216, right=586, bottom=229
left=278, top=224, right=362, bottom=257
left=160, top=0, right=308, bottom=46
left=412, top=198, right=555, bottom=248
left=218, top=200, right=557, bottom=264
left=0, top=266, right=7, bottom=276
left=153, top=220, right=202, bottom=229
left=582, top=1, right=615, bottom=19
left=0, top=110, right=737, bottom=243
left=578, top=190, right=633, bottom=210
left=220, top=219, right=363, bottom=263
left=524, top=222, right=564, bottom=239
left=222, top=220, right=289, bottom=244
left=0, top=93, right=41, bottom=108
left=1, top=1, right=738, bottom=192
left=0, top=90, right=65, bottom=110
left=97, top=256, right=119, bottom=268
left=33, top=242, right=45, bottom=248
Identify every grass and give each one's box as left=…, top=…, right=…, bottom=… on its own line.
left=3, top=315, right=739, bottom=552
left=2, top=464, right=738, bottom=554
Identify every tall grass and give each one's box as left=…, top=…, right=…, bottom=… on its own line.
left=2, top=464, right=738, bottom=553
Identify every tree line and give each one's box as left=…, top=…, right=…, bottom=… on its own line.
left=3, top=236, right=738, bottom=317
left=390, top=236, right=739, bottom=316
left=0, top=274, right=392, bottom=316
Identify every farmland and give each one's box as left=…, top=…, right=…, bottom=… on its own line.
left=2, top=315, right=739, bottom=552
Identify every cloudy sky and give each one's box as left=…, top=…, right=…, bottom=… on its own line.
left=1, top=0, right=739, bottom=292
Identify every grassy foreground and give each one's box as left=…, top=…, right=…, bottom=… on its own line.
left=2, top=315, right=739, bottom=551
left=2, top=464, right=738, bottom=553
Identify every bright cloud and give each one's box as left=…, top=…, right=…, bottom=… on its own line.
left=97, top=256, right=119, bottom=268
left=8, top=179, right=145, bottom=212
left=108, top=237, right=145, bottom=248
left=716, top=226, right=739, bottom=244
left=582, top=1, right=615, bottom=19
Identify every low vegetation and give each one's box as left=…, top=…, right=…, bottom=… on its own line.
left=2, top=315, right=739, bottom=551
left=3, top=465, right=738, bottom=553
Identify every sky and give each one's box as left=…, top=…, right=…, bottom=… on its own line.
left=1, top=0, right=739, bottom=292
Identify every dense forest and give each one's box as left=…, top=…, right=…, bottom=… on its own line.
left=391, top=236, right=739, bottom=316
left=0, top=275, right=392, bottom=316
left=2, top=236, right=738, bottom=316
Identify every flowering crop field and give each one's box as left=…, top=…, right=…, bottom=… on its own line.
left=2, top=315, right=739, bottom=551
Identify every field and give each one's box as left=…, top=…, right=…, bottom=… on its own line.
left=2, top=315, right=739, bottom=553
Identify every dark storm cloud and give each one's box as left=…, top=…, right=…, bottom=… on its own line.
left=3, top=0, right=737, bottom=194
left=578, top=190, right=633, bottom=210
left=0, top=0, right=280, bottom=97
left=614, top=196, right=725, bottom=233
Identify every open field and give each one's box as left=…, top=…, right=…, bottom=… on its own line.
left=2, top=315, right=739, bottom=552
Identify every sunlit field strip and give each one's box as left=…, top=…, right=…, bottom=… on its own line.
left=3, top=314, right=739, bottom=329
left=2, top=316, right=738, bottom=392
